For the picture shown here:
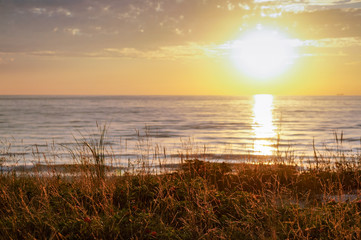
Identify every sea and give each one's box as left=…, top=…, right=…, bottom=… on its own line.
left=1, top=95, right=361, bottom=169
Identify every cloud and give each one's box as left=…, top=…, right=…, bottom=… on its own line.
left=29, top=51, right=58, bottom=56
left=0, top=55, right=15, bottom=65
left=0, top=42, right=208, bottom=60
left=0, top=0, right=360, bottom=56
left=302, top=37, right=361, bottom=48
left=29, top=7, right=72, bottom=17
left=253, top=0, right=361, bottom=6
left=252, top=0, right=361, bottom=19
left=1, top=34, right=359, bottom=63
left=63, top=28, right=81, bottom=36
left=101, top=44, right=206, bottom=60
left=95, top=36, right=361, bottom=61
left=117, top=4, right=144, bottom=22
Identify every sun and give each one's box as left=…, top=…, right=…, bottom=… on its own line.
left=231, top=28, right=297, bottom=79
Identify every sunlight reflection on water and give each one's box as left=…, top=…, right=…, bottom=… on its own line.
left=252, top=94, right=277, bottom=155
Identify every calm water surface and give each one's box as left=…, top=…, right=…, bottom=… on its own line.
left=1, top=95, right=361, bottom=166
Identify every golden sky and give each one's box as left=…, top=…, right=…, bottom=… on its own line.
left=0, top=0, right=360, bottom=95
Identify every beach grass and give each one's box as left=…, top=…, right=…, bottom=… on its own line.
left=1, top=132, right=361, bottom=239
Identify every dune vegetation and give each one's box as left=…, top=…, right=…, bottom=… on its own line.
left=0, top=130, right=361, bottom=239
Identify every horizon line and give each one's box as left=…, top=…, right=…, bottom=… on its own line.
left=0, top=94, right=356, bottom=97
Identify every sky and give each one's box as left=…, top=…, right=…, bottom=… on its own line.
left=0, top=0, right=360, bottom=95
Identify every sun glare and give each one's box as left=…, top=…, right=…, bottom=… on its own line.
left=252, top=94, right=276, bottom=155
left=231, top=29, right=297, bottom=79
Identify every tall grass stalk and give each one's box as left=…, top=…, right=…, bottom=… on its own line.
left=61, top=123, right=108, bottom=181
left=83, top=123, right=107, bottom=180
